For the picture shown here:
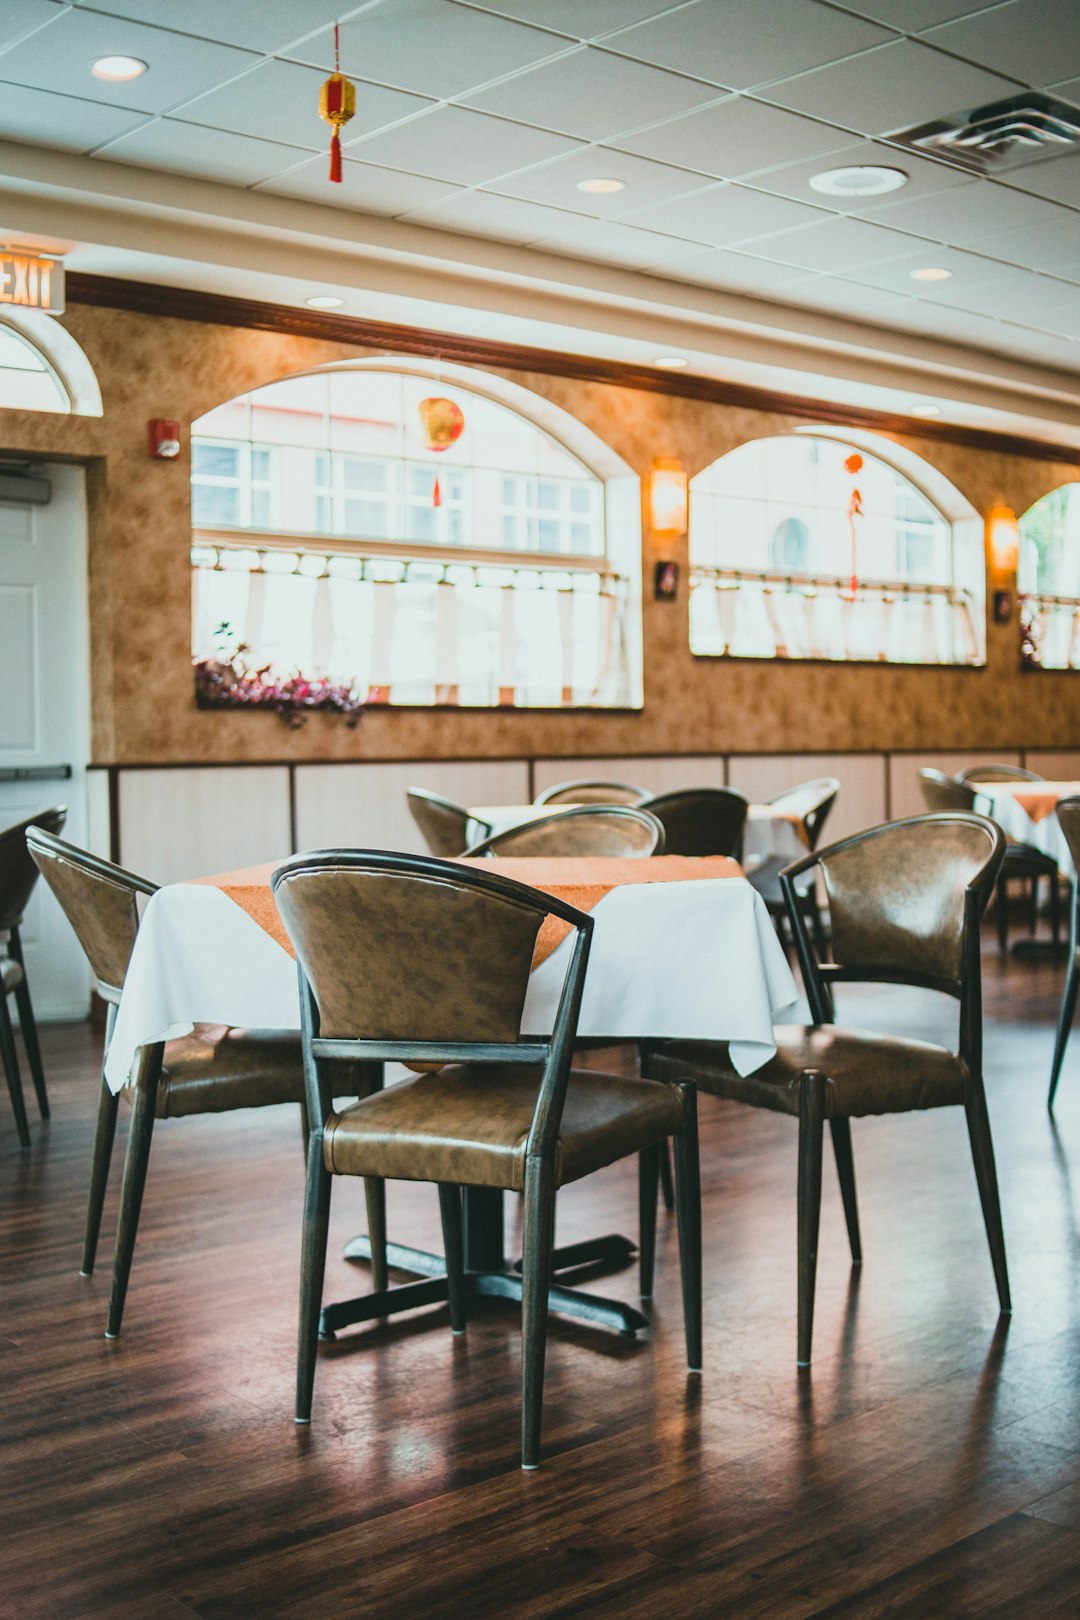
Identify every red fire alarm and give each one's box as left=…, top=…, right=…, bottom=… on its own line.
left=148, top=419, right=181, bottom=459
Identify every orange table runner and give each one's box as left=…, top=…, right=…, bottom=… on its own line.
left=981, top=781, right=1080, bottom=823
left=193, top=854, right=741, bottom=967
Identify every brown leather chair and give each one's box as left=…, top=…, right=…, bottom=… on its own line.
left=407, top=789, right=489, bottom=857
left=0, top=806, right=66, bottom=1148
left=638, top=788, right=748, bottom=859
left=465, top=805, right=664, bottom=859
left=645, top=812, right=1009, bottom=1366
left=748, top=778, right=840, bottom=955
left=956, top=765, right=1044, bottom=783
left=534, top=779, right=646, bottom=806
left=918, top=768, right=1062, bottom=951
left=25, top=828, right=314, bottom=1339
left=272, top=850, right=702, bottom=1469
left=1048, top=798, right=1080, bottom=1108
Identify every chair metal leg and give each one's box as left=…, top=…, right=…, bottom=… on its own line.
left=1049, top=870, right=1062, bottom=950
left=13, top=975, right=48, bottom=1119
left=658, top=1137, right=675, bottom=1212
left=638, top=1142, right=661, bottom=1299
left=673, top=1087, right=702, bottom=1373
left=520, top=1158, right=556, bottom=1470
left=363, top=1178, right=389, bottom=1293
left=1049, top=953, right=1080, bottom=1109
left=829, top=1116, right=862, bottom=1265
left=996, top=872, right=1008, bottom=953
left=82, top=1077, right=119, bottom=1275
left=0, top=991, right=30, bottom=1149
left=296, top=1139, right=333, bottom=1423
left=796, top=1071, right=826, bottom=1367
left=105, top=1044, right=162, bottom=1338
left=964, top=1084, right=1011, bottom=1314
left=438, top=1184, right=467, bottom=1334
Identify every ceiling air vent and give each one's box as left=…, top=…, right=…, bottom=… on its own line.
left=890, top=92, right=1080, bottom=176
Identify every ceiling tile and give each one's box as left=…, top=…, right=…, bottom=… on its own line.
left=859, top=177, right=1071, bottom=243
left=291, top=1, right=572, bottom=99
left=842, top=242, right=1018, bottom=296
left=743, top=213, right=930, bottom=270
left=922, top=0, right=1080, bottom=89
left=347, top=105, right=579, bottom=185
left=459, top=0, right=685, bottom=37
left=530, top=216, right=711, bottom=267
left=400, top=188, right=584, bottom=242
left=96, top=119, right=312, bottom=185
left=620, top=181, right=829, bottom=245
left=173, top=62, right=431, bottom=152
left=782, top=279, right=919, bottom=322
left=0, top=0, right=65, bottom=53
left=946, top=273, right=1080, bottom=334
left=605, top=0, right=895, bottom=91
left=750, top=137, right=966, bottom=211
left=260, top=154, right=459, bottom=214
left=486, top=144, right=711, bottom=212
left=613, top=96, right=853, bottom=179
left=959, top=217, right=1080, bottom=274
left=761, top=39, right=1021, bottom=136
left=832, top=0, right=1007, bottom=28
left=651, top=248, right=815, bottom=293
left=72, top=0, right=345, bottom=54
left=995, top=154, right=1080, bottom=210
left=0, top=7, right=259, bottom=114
left=0, top=79, right=150, bottom=153
left=461, top=46, right=723, bottom=141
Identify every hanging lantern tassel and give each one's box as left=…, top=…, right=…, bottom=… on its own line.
left=319, top=24, right=356, bottom=183
left=432, top=475, right=442, bottom=508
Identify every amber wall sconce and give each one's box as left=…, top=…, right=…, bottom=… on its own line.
left=649, top=457, right=688, bottom=536
left=986, top=502, right=1019, bottom=624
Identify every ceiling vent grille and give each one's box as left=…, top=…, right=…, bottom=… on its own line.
left=890, top=92, right=1080, bottom=175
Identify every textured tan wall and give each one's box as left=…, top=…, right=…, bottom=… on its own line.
left=2, top=299, right=1080, bottom=765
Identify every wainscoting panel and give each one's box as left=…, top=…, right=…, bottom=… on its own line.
left=295, top=760, right=530, bottom=855
left=86, top=766, right=111, bottom=859
left=888, top=752, right=1023, bottom=822
left=728, top=753, right=888, bottom=841
left=118, top=766, right=292, bottom=885
left=1026, top=751, right=1080, bottom=780
left=532, top=755, right=727, bottom=799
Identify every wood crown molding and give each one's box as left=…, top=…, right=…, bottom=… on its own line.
left=67, top=272, right=1080, bottom=469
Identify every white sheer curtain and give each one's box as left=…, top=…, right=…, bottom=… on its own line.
left=192, top=551, right=632, bottom=707
left=1020, top=595, right=1080, bottom=669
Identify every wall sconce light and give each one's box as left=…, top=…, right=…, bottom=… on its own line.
left=987, top=502, right=1020, bottom=577
left=649, top=457, right=688, bottom=535
left=148, top=418, right=181, bottom=459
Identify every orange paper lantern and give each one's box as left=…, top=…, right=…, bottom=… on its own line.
left=418, top=396, right=465, bottom=452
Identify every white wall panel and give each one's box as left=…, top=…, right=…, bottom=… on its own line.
left=888, top=752, right=1022, bottom=822
left=728, top=753, right=887, bottom=841
left=532, top=755, right=726, bottom=798
left=295, top=760, right=529, bottom=855
left=119, top=767, right=291, bottom=885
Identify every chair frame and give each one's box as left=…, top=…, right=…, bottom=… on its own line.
left=464, top=803, right=665, bottom=858
left=1048, top=796, right=1080, bottom=1109
left=407, top=788, right=490, bottom=858
left=534, top=779, right=646, bottom=806
left=273, top=849, right=701, bottom=1469
left=0, top=807, right=66, bottom=1147
left=637, top=788, right=749, bottom=860
left=956, top=765, right=1044, bottom=784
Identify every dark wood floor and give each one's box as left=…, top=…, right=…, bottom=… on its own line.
left=3, top=937, right=1080, bottom=1618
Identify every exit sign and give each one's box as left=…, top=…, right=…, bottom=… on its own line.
left=0, top=252, right=64, bottom=313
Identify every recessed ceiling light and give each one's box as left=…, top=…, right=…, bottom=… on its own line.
left=809, top=165, right=908, bottom=196
left=91, top=55, right=147, bottom=81
left=654, top=356, right=687, bottom=369
left=910, top=266, right=953, bottom=282
left=910, top=404, right=941, bottom=417
left=576, top=177, right=626, bottom=195
left=305, top=295, right=344, bottom=309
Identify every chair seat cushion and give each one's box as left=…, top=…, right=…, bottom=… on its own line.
left=1003, top=842, right=1059, bottom=874
left=130, top=1027, right=305, bottom=1118
left=323, top=1064, right=685, bottom=1190
left=648, top=1025, right=969, bottom=1119
left=1, top=956, right=22, bottom=993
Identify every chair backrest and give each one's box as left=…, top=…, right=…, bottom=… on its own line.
left=638, top=788, right=748, bottom=858
left=956, top=764, right=1044, bottom=783
left=918, top=768, right=978, bottom=815
left=768, top=777, right=840, bottom=851
left=0, top=806, right=67, bottom=931
left=534, top=779, right=645, bottom=806
left=25, top=828, right=157, bottom=1002
left=1057, top=797, right=1080, bottom=876
left=465, top=805, right=664, bottom=858
left=406, top=789, right=477, bottom=858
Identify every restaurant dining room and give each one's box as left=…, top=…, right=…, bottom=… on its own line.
left=6, top=1, right=1080, bottom=1615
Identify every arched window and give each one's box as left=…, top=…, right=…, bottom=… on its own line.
left=191, top=364, right=641, bottom=709
left=1019, top=484, right=1080, bottom=668
left=0, top=323, right=70, bottom=413
left=688, top=433, right=983, bottom=666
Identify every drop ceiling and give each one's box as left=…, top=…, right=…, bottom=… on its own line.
left=4, top=0, right=1080, bottom=443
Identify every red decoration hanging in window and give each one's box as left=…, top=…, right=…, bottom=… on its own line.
left=418, top=396, right=465, bottom=505
left=844, top=452, right=864, bottom=598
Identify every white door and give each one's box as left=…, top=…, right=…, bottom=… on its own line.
left=0, top=462, right=91, bottom=1019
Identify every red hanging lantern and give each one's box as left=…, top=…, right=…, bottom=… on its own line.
left=844, top=453, right=863, bottom=598
left=319, top=24, right=356, bottom=183
left=419, top=396, right=465, bottom=506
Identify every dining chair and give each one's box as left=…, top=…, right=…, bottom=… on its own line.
left=638, top=788, right=748, bottom=859
left=0, top=806, right=66, bottom=1148
left=407, top=789, right=490, bottom=857
left=534, top=779, right=646, bottom=806
left=272, top=850, right=702, bottom=1469
left=748, top=778, right=840, bottom=956
left=24, top=828, right=322, bottom=1339
left=956, top=765, right=1044, bottom=784
left=465, top=804, right=664, bottom=859
left=918, top=768, right=1062, bottom=951
left=644, top=812, right=1009, bottom=1365
left=1047, top=798, right=1080, bottom=1108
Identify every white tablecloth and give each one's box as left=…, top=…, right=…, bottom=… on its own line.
left=104, top=874, right=799, bottom=1094
left=974, top=785, right=1077, bottom=873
